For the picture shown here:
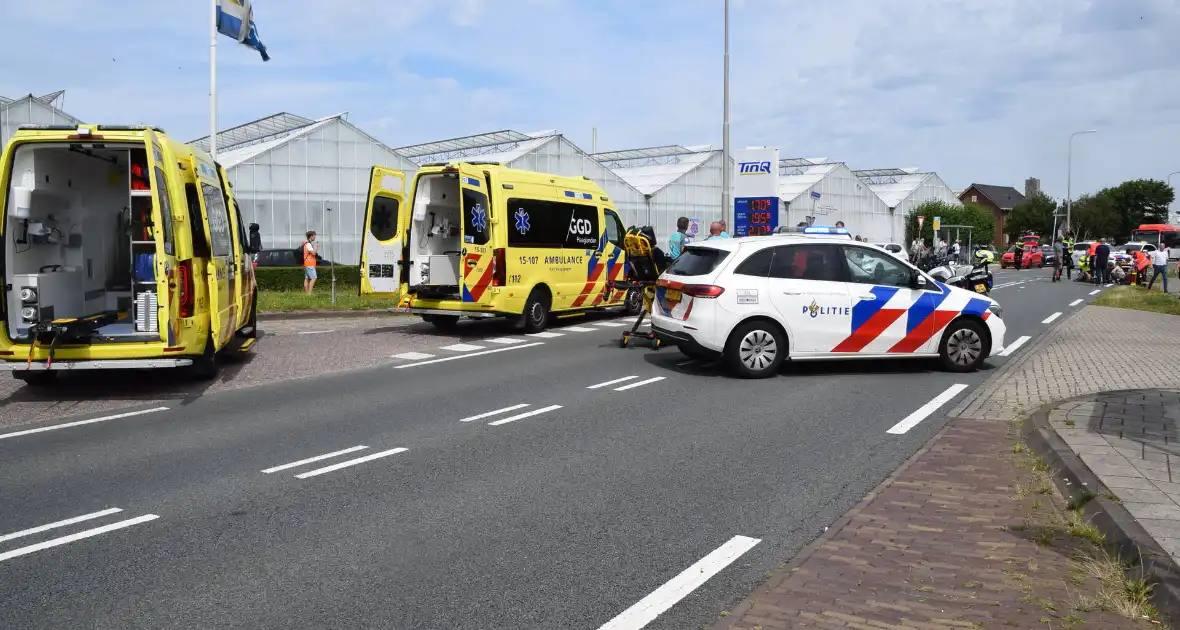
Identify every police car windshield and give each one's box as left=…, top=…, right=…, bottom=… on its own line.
left=667, top=248, right=729, bottom=276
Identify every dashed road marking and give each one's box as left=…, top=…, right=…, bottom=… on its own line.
left=528, top=331, right=565, bottom=338
left=1042, top=312, right=1062, bottom=324
left=460, top=404, right=531, bottom=422
left=597, top=535, right=762, bottom=630
left=391, top=352, right=435, bottom=360
left=0, top=508, right=124, bottom=544
left=440, top=343, right=485, bottom=352
left=394, top=342, right=544, bottom=369
left=488, top=404, right=563, bottom=426
left=0, top=514, right=160, bottom=563
left=294, top=448, right=409, bottom=479
left=587, top=376, right=638, bottom=389
left=0, top=407, right=170, bottom=441
left=1089, top=289, right=1102, bottom=295
left=486, top=337, right=526, bottom=344
left=1068, top=298, right=1083, bottom=307
left=886, top=383, right=969, bottom=435
left=262, top=445, right=369, bottom=474
left=562, top=326, right=595, bottom=332
left=298, top=329, right=336, bottom=335
left=614, top=376, right=666, bottom=391
left=594, top=321, right=628, bottom=327
left=998, top=336, right=1030, bottom=357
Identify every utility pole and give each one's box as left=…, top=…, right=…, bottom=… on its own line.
left=1065, top=129, right=1097, bottom=233
left=721, top=0, right=731, bottom=225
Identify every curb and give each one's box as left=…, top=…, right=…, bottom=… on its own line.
left=712, top=413, right=959, bottom=629
left=259, top=309, right=407, bottom=321
left=1023, top=390, right=1180, bottom=624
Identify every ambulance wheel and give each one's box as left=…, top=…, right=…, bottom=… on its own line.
left=423, top=315, right=460, bottom=330
left=939, top=319, right=987, bottom=373
left=521, top=289, right=551, bottom=334
left=724, top=320, right=785, bottom=379
left=624, top=289, right=643, bottom=316
left=190, top=335, right=220, bottom=381
left=13, top=371, right=57, bottom=388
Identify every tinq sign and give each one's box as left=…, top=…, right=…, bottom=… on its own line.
left=737, top=160, right=772, bottom=175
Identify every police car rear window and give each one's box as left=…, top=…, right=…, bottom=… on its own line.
left=668, top=248, right=729, bottom=276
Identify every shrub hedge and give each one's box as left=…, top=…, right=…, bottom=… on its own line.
left=254, top=265, right=360, bottom=291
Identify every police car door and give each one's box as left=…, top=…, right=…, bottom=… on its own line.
left=359, top=167, right=407, bottom=299
left=767, top=244, right=852, bottom=354
left=832, top=244, right=934, bottom=355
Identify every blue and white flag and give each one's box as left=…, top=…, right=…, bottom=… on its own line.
left=216, top=0, right=270, bottom=62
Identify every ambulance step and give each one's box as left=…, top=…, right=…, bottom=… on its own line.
left=238, top=338, right=256, bottom=353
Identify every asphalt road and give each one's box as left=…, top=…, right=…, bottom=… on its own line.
left=0, top=268, right=1114, bottom=629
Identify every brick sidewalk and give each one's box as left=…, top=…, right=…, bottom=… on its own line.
left=718, top=305, right=1176, bottom=629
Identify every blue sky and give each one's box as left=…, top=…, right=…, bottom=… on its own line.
left=4, top=0, right=1178, bottom=199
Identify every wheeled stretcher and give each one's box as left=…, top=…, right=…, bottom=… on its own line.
left=608, top=226, right=665, bottom=349
left=24, top=311, right=122, bottom=369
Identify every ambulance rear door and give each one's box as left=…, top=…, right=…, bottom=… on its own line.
left=457, top=164, right=496, bottom=306
left=359, top=167, right=408, bottom=299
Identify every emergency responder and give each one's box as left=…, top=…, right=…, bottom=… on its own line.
left=1062, top=232, right=1075, bottom=279
left=1014, top=243, right=1024, bottom=270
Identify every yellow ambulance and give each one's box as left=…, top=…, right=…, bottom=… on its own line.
left=359, top=162, right=641, bottom=331
left=0, top=124, right=258, bottom=385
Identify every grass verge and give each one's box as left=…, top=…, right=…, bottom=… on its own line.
left=1009, top=422, right=1167, bottom=627
left=1092, top=284, right=1180, bottom=316
left=259, top=289, right=399, bottom=313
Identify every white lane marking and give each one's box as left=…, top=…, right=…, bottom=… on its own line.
left=261, top=445, right=369, bottom=474
left=486, top=337, right=526, bottom=344
left=1089, top=289, right=1102, bottom=295
left=527, top=331, right=565, bottom=338
left=294, top=448, right=409, bottom=479
left=1105, top=283, right=1114, bottom=287
left=594, top=321, right=628, bottom=327
left=0, top=514, right=160, bottom=563
left=0, top=508, right=123, bottom=544
left=588, top=376, right=638, bottom=389
left=597, top=535, right=762, bottom=630
left=391, top=352, right=435, bottom=360
left=488, top=404, right=563, bottom=426
left=614, top=377, right=667, bottom=391
left=460, top=404, right=530, bottom=422
left=998, top=336, right=1030, bottom=357
left=395, top=342, right=544, bottom=368
left=675, top=360, right=696, bottom=367
left=440, top=343, right=485, bottom=352
left=563, top=326, right=595, bottom=332
left=0, top=407, right=169, bottom=441
left=1042, top=312, right=1063, bottom=324
left=298, top=329, right=335, bottom=335
left=1069, top=298, right=1084, bottom=307
left=886, top=383, right=969, bottom=435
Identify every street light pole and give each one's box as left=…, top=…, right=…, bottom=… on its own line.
left=1065, top=129, right=1097, bottom=235
left=1168, top=171, right=1180, bottom=223
left=721, top=0, right=731, bottom=226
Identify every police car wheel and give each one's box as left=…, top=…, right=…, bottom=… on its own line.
left=725, top=321, right=785, bottom=379
left=939, top=319, right=986, bottom=373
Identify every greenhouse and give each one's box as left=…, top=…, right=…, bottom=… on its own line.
left=396, top=130, right=648, bottom=227
left=592, top=145, right=728, bottom=239
left=853, top=168, right=961, bottom=219
left=0, top=91, right=80, bottom=147
left=189, top=112, right=416, bottom=265
left=776, top=158, right=897, bottom=242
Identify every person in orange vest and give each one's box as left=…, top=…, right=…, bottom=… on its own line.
left=1132, top=248, right=1151, bottom=285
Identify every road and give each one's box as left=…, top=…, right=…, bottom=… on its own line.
left=0, top=268, right=1112, bottom=629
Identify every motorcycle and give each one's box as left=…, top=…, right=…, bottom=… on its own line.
left=946, top=259, right=994, bottom=296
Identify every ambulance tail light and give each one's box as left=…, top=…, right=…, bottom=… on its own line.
left=492, top=248, right=507, bottom=286
left=682, top=284, right=725, bottom=298
left=178, top=260, right=195, bottom=318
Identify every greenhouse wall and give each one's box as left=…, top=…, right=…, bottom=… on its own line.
left=505, top=137, right=648, bottom=228
left=644, top=152, right=727, bottom=240
left=889, top=173, right=962, bottom=218
left=228, top=119, right=417, bottom=265
left=0, top=96, right=80, bottom=147
left=782, top=164, right=896, bottom=241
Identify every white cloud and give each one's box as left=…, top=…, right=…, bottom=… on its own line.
left=2, top=0, right=1176, bottom=198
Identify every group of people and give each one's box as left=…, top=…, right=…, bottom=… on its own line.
left=1045, top=232, right=1170, bottom=292
left=667, top=217, right=731, bottom=262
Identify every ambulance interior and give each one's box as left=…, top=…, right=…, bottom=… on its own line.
left=4, top=143, right=162, bottom=342
left=408, top=172, right=463, bottom=298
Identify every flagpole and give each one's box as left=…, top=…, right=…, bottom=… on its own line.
left=210, top=0, right=218, bottom=159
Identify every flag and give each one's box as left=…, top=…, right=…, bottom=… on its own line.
left=216, top=0, right=270, bottom=61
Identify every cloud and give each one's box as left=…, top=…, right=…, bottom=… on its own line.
left=2, top=0, right=1177, bottom=199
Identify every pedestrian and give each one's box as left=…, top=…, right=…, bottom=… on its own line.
left=248, top=223, right=263, bottom=262
left=705, top=221, right=725, bottom=239
left=302, top=230, right=318, bottom=294
left=1062, top=231, right=1075, bottom=279
left=718, top=220, right=731, bottom=238
left=1095, top=238, right=1111, bottom=285
left=835, top=220, right=845, bottom=228
left=950, top=240, right=961, bottom=263
left=1052, top=240, right=1064, bottom=282
left=668, top=217, right=689, bottom=262
left=1147, top=245, right=1170, bottom=293
left=1109, top=261, right=1127, bottom=284
left=1014, top=244, right=1023, bottom=270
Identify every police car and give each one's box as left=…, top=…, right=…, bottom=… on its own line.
left=650, top=226, right=1006, bottom=378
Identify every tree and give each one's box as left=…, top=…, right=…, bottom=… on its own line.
left=904, top=200, right=996, bottom=246
left=1006, top=192, right=1057, bottom=240
left=1098, top=179, right=1174, bottom=238
left=1069, top=193, right=1121, bottom=242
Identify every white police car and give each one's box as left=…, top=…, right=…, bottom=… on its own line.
left=650, top=226, right=1006, bottom=378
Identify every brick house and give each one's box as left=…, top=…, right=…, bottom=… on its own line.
left=959, top=184, right=1026, bottom=246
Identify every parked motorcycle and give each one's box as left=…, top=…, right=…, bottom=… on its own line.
left=946, top=260, right=994, bottom=295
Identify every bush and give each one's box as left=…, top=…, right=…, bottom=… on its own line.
left=905, top=201, right=996, bottom=246
left=254, top=265, right=360, bottom=291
